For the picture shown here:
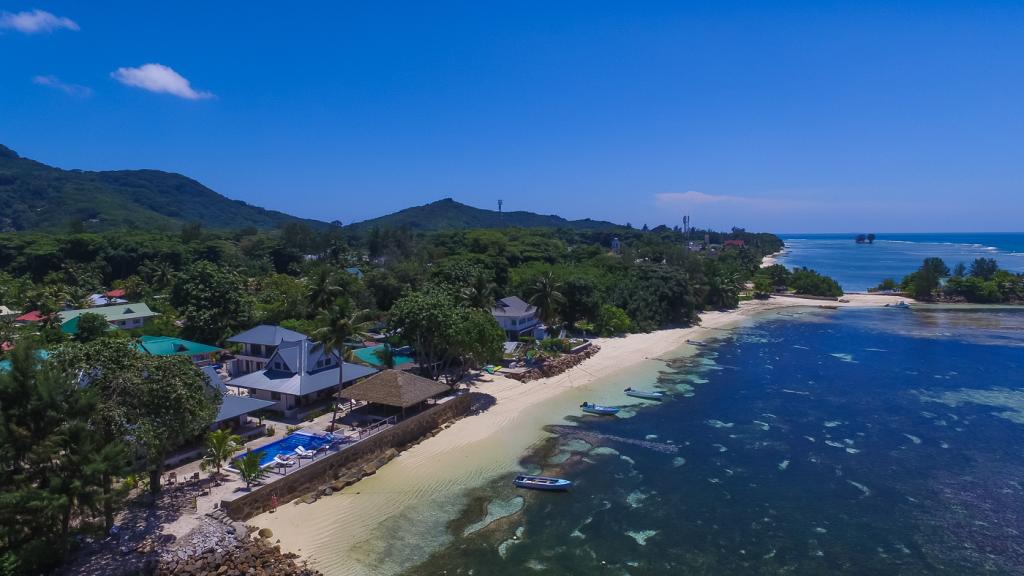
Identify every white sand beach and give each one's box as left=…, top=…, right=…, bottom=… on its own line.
left=760, top=249, right=785, bottom=267
left=252, top=293, right=904, bottom=575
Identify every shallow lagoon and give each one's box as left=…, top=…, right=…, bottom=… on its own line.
left=407, top=307, right=1024, bottom=575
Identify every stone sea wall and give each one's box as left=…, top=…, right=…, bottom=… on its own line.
left=155, top=535, right=321, bottom=576
left=221, top=394, right=471, bottom=520
left=505, top=344, right=600, bottom=382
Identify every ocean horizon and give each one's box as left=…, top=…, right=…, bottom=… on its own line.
left=777, top=232, right=1024, bottom=292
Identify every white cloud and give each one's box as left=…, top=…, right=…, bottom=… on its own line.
left=656, top=191, right=748, bottom=205
left=32, top=75, right=92, bottom=97
left=655, top=191, right=804, bottom=209
left=111, top=63, right=213, bottom=100
left=0, top=9, right=79, bottom=33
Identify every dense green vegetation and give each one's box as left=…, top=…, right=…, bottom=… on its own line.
left=344, top=197, right=621, bottom=234
left=0, top=213, right=797, bottom=572
left=0, top=145, right=330, bottom=232
left=0, top=340, right=216, bottom=574
left=872, top=257, right=1024, bottom=303
left=0, top=223, right=787, bottom=349
left=750, top=264, right=844, bottom=298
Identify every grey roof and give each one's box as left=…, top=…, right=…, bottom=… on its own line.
left=216, top=394, right=275, bottom=423
left=491, top=296, right=537, bottom=318
left=229, top=339, right=378, bottom=396
left=226, top=324, right=308, bottom=346
left=230, top=362, right=377, bottom=397
left=88, top=294, right=127, bottom=306
left=200, top=365, right=274, bottom=422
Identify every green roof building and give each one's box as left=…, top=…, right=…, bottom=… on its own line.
left=59, top=303, right=159, bottom=334
left=135, top=335, right=222, bottom=365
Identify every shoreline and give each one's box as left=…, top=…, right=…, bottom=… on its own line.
left=760, top=248, right=786, bottom=267
left=251, top=293, right=907, bottom=575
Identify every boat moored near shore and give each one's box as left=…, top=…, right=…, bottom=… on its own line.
left=624, top=387, right=665, bottom=401
left=513, top=474, right=572, bottom=491
left=581, top=402, right=620, bottom=415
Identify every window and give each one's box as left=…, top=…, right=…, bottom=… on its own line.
left=273, top=361, right=282, bottom=370
left=271, top=392, right=281, bottom=401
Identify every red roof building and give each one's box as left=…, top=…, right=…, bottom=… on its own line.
left=724, top=239, right=746, bottom=248
left=15, top=310, right=46, bottom=323
left=104, top=288, right=127, bottom=298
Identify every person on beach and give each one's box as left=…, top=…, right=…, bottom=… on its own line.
left=271, top=494, right=278, bottom=513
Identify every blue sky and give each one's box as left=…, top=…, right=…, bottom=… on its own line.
left=2, top=2, right=1022, bottom=233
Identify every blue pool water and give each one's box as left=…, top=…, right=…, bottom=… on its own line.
left=237, top=432, right=331, bottom=467
left=353, top=344, right=414, bottom=367
left=777, top=232, right=1024, bottom=291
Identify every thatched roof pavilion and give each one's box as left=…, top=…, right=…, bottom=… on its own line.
left=339, top=369, right=449, bottom=409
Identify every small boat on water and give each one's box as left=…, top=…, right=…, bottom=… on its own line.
left=513, top=474, right=572, bottom=491
left=686, top=339, right=708, bottom=347
left=580, top=402, right=620, bottom=415
left=886, top=301, right=911, bottom=309
left=624, top=387, right=665, bottom=401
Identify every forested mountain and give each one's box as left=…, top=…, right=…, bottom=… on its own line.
left=344, top=198, right=622, bottom=233
left=0, top=145, right=330, bottom=232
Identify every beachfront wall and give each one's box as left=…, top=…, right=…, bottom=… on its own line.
left=220, top=393, right=472, bottom=521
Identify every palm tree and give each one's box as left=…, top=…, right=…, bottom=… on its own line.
left=235, top=451, right=264, bottom=489
left=528, top=273, right=566, bottom=327
left=460, top=274, right=498, bottom=310
left=34, top=284, right=69, bottom=330
left=312, top=304, right=374, bottom=431
left=707, top=270, right=742, bottom=309
left=373, top=344, right=396, bottom=369
left=306, top=267, right=343, bottom=314
left=201, top=429, right=243, bottom=480
left=151, top=260, right=175, bottom=289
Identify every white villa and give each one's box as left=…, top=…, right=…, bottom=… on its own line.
left=491, top=296, right=544, bottom=340
left=226, top=324, right=308, bottom=376
left=228, top=338, right=377, bottom=418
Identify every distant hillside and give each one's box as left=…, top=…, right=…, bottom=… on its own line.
left=345, top=198, right=622, bottom=234
left=0, top=145, right=330, bottom=232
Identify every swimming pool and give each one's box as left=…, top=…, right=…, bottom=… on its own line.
left=352, top=344, right=414, bottom=367
left=236, top=431, right=331, bottom=468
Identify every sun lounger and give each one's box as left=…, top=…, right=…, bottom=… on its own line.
left=273, top=455, right=296, bottom=467
left=294, top=446, right=315, bottom=459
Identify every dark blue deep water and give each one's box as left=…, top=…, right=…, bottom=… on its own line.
left=777, top=233, right=1024, bottom=292
left=409, top=307, right=1024, bottom=575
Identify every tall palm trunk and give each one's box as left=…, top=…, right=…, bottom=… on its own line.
left=149, top=460, right=164, bottom=499
left=330, top=351, right=344, bottom=432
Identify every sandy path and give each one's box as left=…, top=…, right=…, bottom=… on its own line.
left=252, top=293, right=904, bottom=575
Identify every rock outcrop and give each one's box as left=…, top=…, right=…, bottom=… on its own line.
left=506, top=345, right=600, bottom=382
left=155, top=536, right=321, bottom=576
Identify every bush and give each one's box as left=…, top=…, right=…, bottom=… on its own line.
left=595, top=304, right=633, bottom=336
left=870, top=278, right=898, bottom=292
left=539, top=338, right=570, bottom=354
left=265, top=424, right=276, bottom=437
left=789, top=268, right=843, bottom=297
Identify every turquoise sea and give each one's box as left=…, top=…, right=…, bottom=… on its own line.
left=777, top=233, right=1024, bottom=292
left=406, top=306, right=1024, bottom=575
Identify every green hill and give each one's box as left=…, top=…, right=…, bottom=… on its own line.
left=0, top=145, right=330, bottom=232
left=345, top=198, right=622, bottom=233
